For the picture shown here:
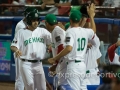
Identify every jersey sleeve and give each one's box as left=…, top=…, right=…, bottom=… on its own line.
left=65, top=32, right=74, bottom=47
left=90, top=34, right=100, bottom=48
left=85, top=28, right=95, bottom=40
left=108, top=44, right=117, bottom=62
left=54, top=30, right=65, bottom=48
left=96, top=48, right=102, bottom=59
left=11, top=30, right=22, bottom=49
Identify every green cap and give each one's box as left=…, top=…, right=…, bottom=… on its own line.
left=45, top=14, right=57, bottom=25
left=65, top=22, right=70, bottom=30
left=70, top=10, right=82, bottom=22
left=71, top=6, right=81, bottom=11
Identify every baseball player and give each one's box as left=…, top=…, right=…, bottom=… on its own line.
left=84, top=35, right=101, bottom=85
left=108, top=40, right=120, bottom=65
left=45, top=14, right=67, bottom=88
left=48, top=3, right=96, bottom=90
left=11, top=11, right=51, bottom=90
left=14, top=7, right=38, bottom=90
left=80, top=4, right=102, bottom=85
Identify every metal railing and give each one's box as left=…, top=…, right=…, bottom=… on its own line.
left=0, top=4, right=120, bottom=17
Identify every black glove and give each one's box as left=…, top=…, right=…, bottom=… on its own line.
left=80, top=4, right=89, bottom=18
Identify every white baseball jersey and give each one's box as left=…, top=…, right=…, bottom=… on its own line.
left=51, top=26, right=66, bottom=86
left=63, top=27, right=95, bottom=90
left=15, top=20, right=27, bottom=34
left=51, top=26, right=66, bottom=57
left=65, top=27, right=94, bottom=61
left=11, top=27, right=51, bottom=60
left=109, top=53, right=120, bottom=65
left=85, top=34, right=102, bottom=70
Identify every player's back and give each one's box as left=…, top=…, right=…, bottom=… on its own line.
left=65, top=27, right=94, bottom=61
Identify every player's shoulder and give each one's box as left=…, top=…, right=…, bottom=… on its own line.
left=54, top=26, right=65, bottom=32
left=16, top=20, right=25, bottom=26
left=82, top=27, right=93, bottom=32
left=16, top=20, right=26, bottom=29
left=15, top=28, right=25, bottom=35
left=36, top=27, right=50, bottom=34
left=66, top=27, right=73, bottom=32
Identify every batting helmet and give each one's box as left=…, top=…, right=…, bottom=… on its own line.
left=26, top=11, right=40, bottom=25
left=23, top=7, right=38, bottom=17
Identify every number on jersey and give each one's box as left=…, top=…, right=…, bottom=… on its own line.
left=77, top=38, right=86, bottom=51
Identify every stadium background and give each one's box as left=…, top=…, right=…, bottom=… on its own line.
left=0, top=4, right=120, bottom=90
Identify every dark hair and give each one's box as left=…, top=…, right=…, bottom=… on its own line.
left=39, top=24, right=46, bottom=29
left=49, top=22, right=58, bottom=26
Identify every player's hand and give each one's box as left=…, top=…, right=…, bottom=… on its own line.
left=116, top=40, right=120, bottom=46
left=87, top=43, right=92, bottom=48
left=87, top=3, right=96, bottom=18
left=15, top=50, right=22, bottom=58
left=48, top=58, right=56, bottom=64
left=49, top=64, right=57, bottom=72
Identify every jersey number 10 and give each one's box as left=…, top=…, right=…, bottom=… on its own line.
left=77, top=38, right=86, bottom=51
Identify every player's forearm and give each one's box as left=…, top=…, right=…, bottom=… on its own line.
left=108, top=44, right=117, bottom=62
left=54, top=46, right=72, bottom=61
left=79, top=17, right=87, bottom=27
left=85, top=18, right=91, bottom=28
left=42, top=0, right=55, bottom=4
left=10, top=46, right=18, bottom=53
left=89, top=16, right=96, bottom=33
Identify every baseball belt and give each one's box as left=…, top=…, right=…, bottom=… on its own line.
left=66, top=60, right=81, bottom=64
left=86, top=67, right=98, bottom=74
left=21, top=59, right=42, bottom=63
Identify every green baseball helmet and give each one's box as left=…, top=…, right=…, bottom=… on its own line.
left=23, top=7, right=38, bottom=17
left=26, top=11, right=40, bottom=25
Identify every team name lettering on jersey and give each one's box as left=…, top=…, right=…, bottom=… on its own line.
left=24, top=37, right=44, bottom=46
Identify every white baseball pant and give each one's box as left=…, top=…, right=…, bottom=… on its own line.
left=20, top=60, right=46, bottom=90
left=66, top=60, right=87, bottom=90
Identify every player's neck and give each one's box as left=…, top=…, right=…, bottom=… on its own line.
left=28, top=26, right=36, bottom=31
left=50, top=25, right=57, bottom=32
left=71, top=23, right=79, bottom=28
